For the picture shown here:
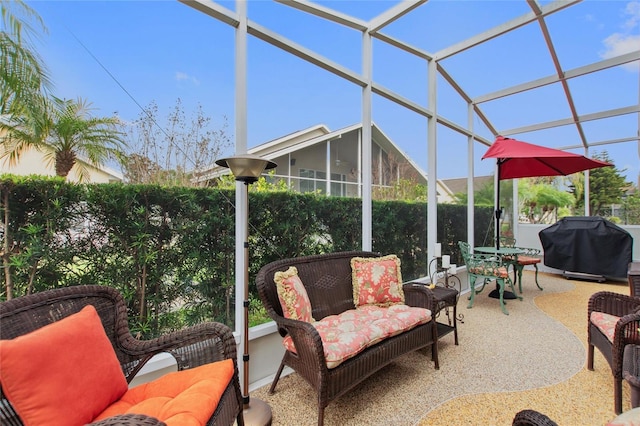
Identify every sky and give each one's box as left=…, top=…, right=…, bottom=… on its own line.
left=20, top=0, right=640, bottom=184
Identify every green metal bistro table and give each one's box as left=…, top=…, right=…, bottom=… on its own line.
left=474, top=246, right=525, bottom=300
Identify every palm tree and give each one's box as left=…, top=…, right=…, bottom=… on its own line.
left=1, top=0, right=51, bottom=117
left=2, top=97, right=126, bottom=180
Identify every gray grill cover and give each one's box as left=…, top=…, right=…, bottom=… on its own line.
left=538, top=216, right=632, bottom=278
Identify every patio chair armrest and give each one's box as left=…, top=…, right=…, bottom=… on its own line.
left=516, top=247, right=541, bottom=256
left=588, top=291, right=640, bottom=318
left=512, top=409, right=557, bottom=426
left=89, top=413, right=167, bottom=425
left=120, top=322, right=238, bottom=372
left=612, top=313, right=640, bottom=372
left=403, top=283, right=436, bottom=310
left=275, top=317, right=328, bottom=373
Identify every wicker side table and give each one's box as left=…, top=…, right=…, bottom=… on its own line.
left=623, top=344, right=640, bottom=409
left=430, top=286, right=460, bottom=345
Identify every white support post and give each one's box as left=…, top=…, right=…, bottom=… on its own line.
left=584, top=169, right=591, bottom=216
left=513, top=179, right=519, bottom=241
left=427, top=58, right=438, bottom=260
left=327, top=140, right=332, bottom=196
left=467, top=102, right=475, bottom=248
left=234, top=0, right=248, bottom=391
left=361, top=29, right=373, bottom=251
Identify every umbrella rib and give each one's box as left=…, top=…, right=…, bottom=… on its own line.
left=535, top=158, right=573, bottom=176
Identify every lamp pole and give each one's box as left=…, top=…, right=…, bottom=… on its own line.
left=215, top=154, right=277, bottom=426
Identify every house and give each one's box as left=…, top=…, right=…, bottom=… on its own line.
left=198, top=123, right=455, bottom=203
left=441, top=175, right=494, bottom=201
left=0, top=145, right=123, bottom=183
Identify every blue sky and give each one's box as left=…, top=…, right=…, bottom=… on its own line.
left=25, top=0, right=640, bottom=183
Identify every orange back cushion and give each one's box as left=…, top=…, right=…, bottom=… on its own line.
left=0, top=304, right=128, bottom=426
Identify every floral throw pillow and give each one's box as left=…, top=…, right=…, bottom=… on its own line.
left=351, top=254, right=405, bottom=307
left=274, top=266, right=315, bottom=322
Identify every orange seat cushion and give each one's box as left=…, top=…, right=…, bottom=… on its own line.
left=517, top=255, right=541, bottom=266
left=93, top=359, right=234, bottom=426
left=0, top=305, right=128, bottom=426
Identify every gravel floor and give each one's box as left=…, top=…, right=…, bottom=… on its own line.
left=251, top=272, right=633, bottom=425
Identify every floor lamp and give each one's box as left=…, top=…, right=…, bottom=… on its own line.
left=215, top=154, right=276, bottom=426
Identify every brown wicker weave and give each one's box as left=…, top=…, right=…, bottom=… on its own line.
left=0, top=285, right=244, bottom=426
left=587, top=290, right=640, bottom=414
left=512, top=409, right=558, bottom=426
left=623, top=344, right=640, bottom=408
left=255, top=251, right=438, bottom=426
left=629, top=262, right=640, bottom=298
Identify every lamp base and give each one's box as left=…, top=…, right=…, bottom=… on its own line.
left=243, top=397, right=272, bottom=426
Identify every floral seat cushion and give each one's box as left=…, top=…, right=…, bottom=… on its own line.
left=468, top=265, right=509, bottom=278
left=591, top=311, right=621, bottom=342
left=282, top=305, right=431, bottom=368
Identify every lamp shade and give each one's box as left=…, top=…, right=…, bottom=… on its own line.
left=215, top=154, right=277, bottom=183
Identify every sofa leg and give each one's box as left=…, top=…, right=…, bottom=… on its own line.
left=432, top=322, right=440, bottom=370
left=269, top=357, right=286, bottom=394
left=317, top=405, right=325, bottom=426
left=615, top=378, right=623, bottom=414
left=587, top=345, right=594, bottom=370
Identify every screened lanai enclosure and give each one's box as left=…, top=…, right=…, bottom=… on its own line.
left=180, top=0, right=639, bottom=252
left=173, top=0, right=640, bottom=388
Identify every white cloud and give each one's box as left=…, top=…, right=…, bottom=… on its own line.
left=623, top=0, right=640, bottom=30
left=175, top=71, right=200, bottom=86
left=599, top=1, right=640, bottom=72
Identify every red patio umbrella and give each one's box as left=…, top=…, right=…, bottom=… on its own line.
left=482, top=136, right=612, bottom=249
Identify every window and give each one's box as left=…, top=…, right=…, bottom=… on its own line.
left=299, top=169, right=346, bottom=196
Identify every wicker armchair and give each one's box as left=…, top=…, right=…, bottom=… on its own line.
left=588, top=291, right=640, bottom=414
left=630, top=262, right=640, bottom=297
left=623, top=344, right=640, bottom=409
left=0, top=285, right=244, bottom=426
left=459, top=241, right=520, bottom=315
left=512, top=409, right=557, bottom=426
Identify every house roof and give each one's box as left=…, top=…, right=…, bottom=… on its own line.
left=198, top=122, right=453, bottom=191
left=442, top=176, right=494, bottom=196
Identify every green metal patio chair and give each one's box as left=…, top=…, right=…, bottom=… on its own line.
left=459, top=241, right=521, bottom=315
left=500, top=237, right=543, bottom=293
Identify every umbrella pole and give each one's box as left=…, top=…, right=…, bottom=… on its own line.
left=488, top=159, right=517, bottom=300
left=495, top=160, right=501, bottom=250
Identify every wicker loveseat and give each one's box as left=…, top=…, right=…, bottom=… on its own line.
left=0, top=285, right=243, bottom=426
left=256, top=251, right=438, bottom=426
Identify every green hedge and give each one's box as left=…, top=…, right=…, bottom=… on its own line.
left=0, top=176, right=492, bottom=336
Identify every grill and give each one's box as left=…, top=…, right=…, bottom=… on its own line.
left=538, top=216, right=632, bottom=279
